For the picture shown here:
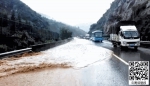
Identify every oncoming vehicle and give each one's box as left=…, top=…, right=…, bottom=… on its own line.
left=90, top=30, right=103, bottom=42
left=84, top=34, right=90, bottom=39
left=109, top=21, right=140, bottom=50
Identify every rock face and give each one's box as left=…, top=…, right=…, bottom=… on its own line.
left=89, top=0, right=150, bottom=41
left=88, top=0, right=121, bottom=34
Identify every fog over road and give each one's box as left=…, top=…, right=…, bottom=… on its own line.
left=0, top=38, right=149, bottom=86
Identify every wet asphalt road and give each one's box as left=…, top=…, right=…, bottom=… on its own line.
left=0, top=38, right=150, bottom=86
left=94, top=40, right=150, bottom=62
left=92, top=40, right=150, bottom=86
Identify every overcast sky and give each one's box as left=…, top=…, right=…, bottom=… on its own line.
left=20, top=0, right=114, bottom=32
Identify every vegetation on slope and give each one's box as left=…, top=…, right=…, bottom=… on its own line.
left=0, top=0, right=85, bottom=53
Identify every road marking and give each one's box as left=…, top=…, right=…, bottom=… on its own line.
left=113, top=54, right=129, bottom=65
left=102, top=41, right=129, bottom=65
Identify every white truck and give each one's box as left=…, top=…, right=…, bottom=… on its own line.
left=109, top=21, right=140, bottom=49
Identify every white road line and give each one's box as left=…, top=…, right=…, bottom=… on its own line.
left=102, top=41, right=129, bottom=65
left=113, top=54, right=129, bottom=65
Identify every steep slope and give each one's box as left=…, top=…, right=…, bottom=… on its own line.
left=42, top=17, right=86, bottom=36
left=40, top=14, right=86, bottom=36
left=0, top=0, right=85, bottom=52
left=88, top=0, right=120, bottom=34
left=0, top=0, right=86, bottom=35
left=89, top=0, right=150, bottom=41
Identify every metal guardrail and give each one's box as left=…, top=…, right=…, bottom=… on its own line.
left=0, top=38, right=73, bottom=58
left=0, top=48, right=32, bottom=58
left=140, top=41, right=150, bottom=48
left=31, top=38, right=73, bottom=52
left=140, top=41, right=150, bottom=43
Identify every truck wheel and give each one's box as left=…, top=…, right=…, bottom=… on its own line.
left=134, top=46, right=138, bottom=50
left=120, top=46, right=124, bottom=50
left=113, top=44, right=117, bottom=47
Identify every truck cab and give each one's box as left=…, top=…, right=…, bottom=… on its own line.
left=109, top=21, right=140, bottom=50
left=118, top=26, right=140, bottom=49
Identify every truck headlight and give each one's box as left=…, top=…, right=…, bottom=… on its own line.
left=123, top=41, right=126, bottom=44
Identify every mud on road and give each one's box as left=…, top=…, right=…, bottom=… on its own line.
left=0, top=38, right=113, bottom=86
left=0, top=52, right=72, bottom=78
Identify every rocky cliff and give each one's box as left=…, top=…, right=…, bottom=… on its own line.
left=89, top=0, right=150, bottom=40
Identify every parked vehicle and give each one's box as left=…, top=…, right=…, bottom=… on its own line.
left=109, top=21, right=140, bottom=49
left=90, top=30, right=103, bottom=42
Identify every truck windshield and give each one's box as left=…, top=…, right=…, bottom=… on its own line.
left=94, top=32, right=102, bottom=37
left=123, top=31, right=139, bottom=38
